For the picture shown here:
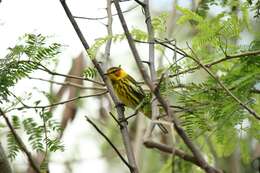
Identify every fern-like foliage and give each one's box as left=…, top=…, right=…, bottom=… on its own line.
left=171, top=38, right=260, bottom=161
left=83, top=67, right=97, bottom=79
left=7, top=110, right=63, bottom=161
left=87, top=12, right=169, bottom=59
left=0, top=34, right=61, bottom=102
left=151, top=12, right=169, bottom=36
left=176, top=4, right=249, bottom=61
left=1, top=34, right=63, bottom=162
left=23, top=118, right=45, bottom=152
left=7, top=115, right=21, bottom=160
left=7, top=131, right=20, bottom=161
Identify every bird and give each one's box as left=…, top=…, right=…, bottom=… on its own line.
left=105, top=66, right=168, bottom=133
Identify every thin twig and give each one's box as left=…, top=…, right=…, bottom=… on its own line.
left=8, top=91, right=108, bottom=112
left=73, top=5, right=138, bottom=20
left=35, top=62, right=105, bottom=86
left=154, top=40, right=260, bottom=78
left=186, top=43, right=260, bottom=120
left=85, top=116, right=132, bottom=171
left=158, top=40, right=260, bottom=121
left=0, top=109, right=41, bottom=173
left=104, top=0, right=113, bottom=62
left=28, top=76, right=106, bottom=91
left=109, top=112, right=122, bottom=128
left=19, top=60, right=105, bottom=86
left=134, top=0, right=145, bottom=7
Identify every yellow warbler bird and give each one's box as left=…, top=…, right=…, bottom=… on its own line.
left=105, top=66, right=167, bottom=133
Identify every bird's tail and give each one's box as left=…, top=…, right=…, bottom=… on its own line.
left=141, top=105, right=168, bottom=133
left=157, top=123, right=168, bottom=134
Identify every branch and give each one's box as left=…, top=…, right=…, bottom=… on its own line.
left=153, top=41, right=260, bottom=78
left=28, top=76, right=106, bottom=91
left=153, top=40, right=260, bottom=76
left=186, top=43, right=260, bottom=121
left=113, top=1, right=220, bottom=172
left=157, top=40, right=260, bottom=120
left=73, top=5, right=138, bottom=20
left=0, top=109, right=41, bottom=173
left=143, top=140, right=201, bottom=166
left=20, top=60, right=105, bottom=86
left=85, top=116, right=132, bottom=170
left=134, top=0, right=145, bottom=7
left=104, top=0, right=113, bottom=62
left=34, top=61, right=105, bottom=86
left=205, top=49, right=260, bottom=68
left=143, top=0, right=158, bottom=137
left=9, top=91, right=108, bottom=111
left=59, top=1, right=138, bottom=172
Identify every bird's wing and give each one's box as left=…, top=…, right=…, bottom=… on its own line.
left=127, top=74, right=146, bottom=97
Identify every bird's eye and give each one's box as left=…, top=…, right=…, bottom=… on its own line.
left=115, top=69, right=121, bottom=76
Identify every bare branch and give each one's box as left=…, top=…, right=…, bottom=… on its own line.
left=104, top=0, right=113, bottom=62
left=85, top=116, right=132, bottom=171
left=143, top=140, right=201, bottom=166
left=143, top=0, right=158, bottom=137
left=18, top=60, right=105, bottom=86
left=8, top=91, right=108, bottom=112
left=73, top=5, right=138, bottom=20
left=34, top=61, right=105, bottom=86
left=28, top=76, right=106, bottom=91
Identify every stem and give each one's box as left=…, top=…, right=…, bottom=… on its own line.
left=143, top=0, right=158, bottom=137
left=9, top=91, right=108, bottom=111
left=85, top=116, right=132, bottom=170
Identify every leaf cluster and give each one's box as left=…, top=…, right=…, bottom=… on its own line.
left=0, top=34, right=61, bottom=102
left=7, top=111, right=63, bottom=161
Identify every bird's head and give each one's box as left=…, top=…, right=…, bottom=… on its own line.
left=105, top=67, right=128, bottom=81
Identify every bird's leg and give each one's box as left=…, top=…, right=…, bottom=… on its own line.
left=119, top=98, right=146, bottom=123
left=109, top=103, right=127, bottom=128
left=115, top=102, right=125, bottom=111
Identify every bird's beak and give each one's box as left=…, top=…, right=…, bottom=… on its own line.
left=104, top=72, right=108, bottom=76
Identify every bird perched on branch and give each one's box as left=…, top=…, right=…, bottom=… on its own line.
left=105, top=66, right=168, bottom=133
